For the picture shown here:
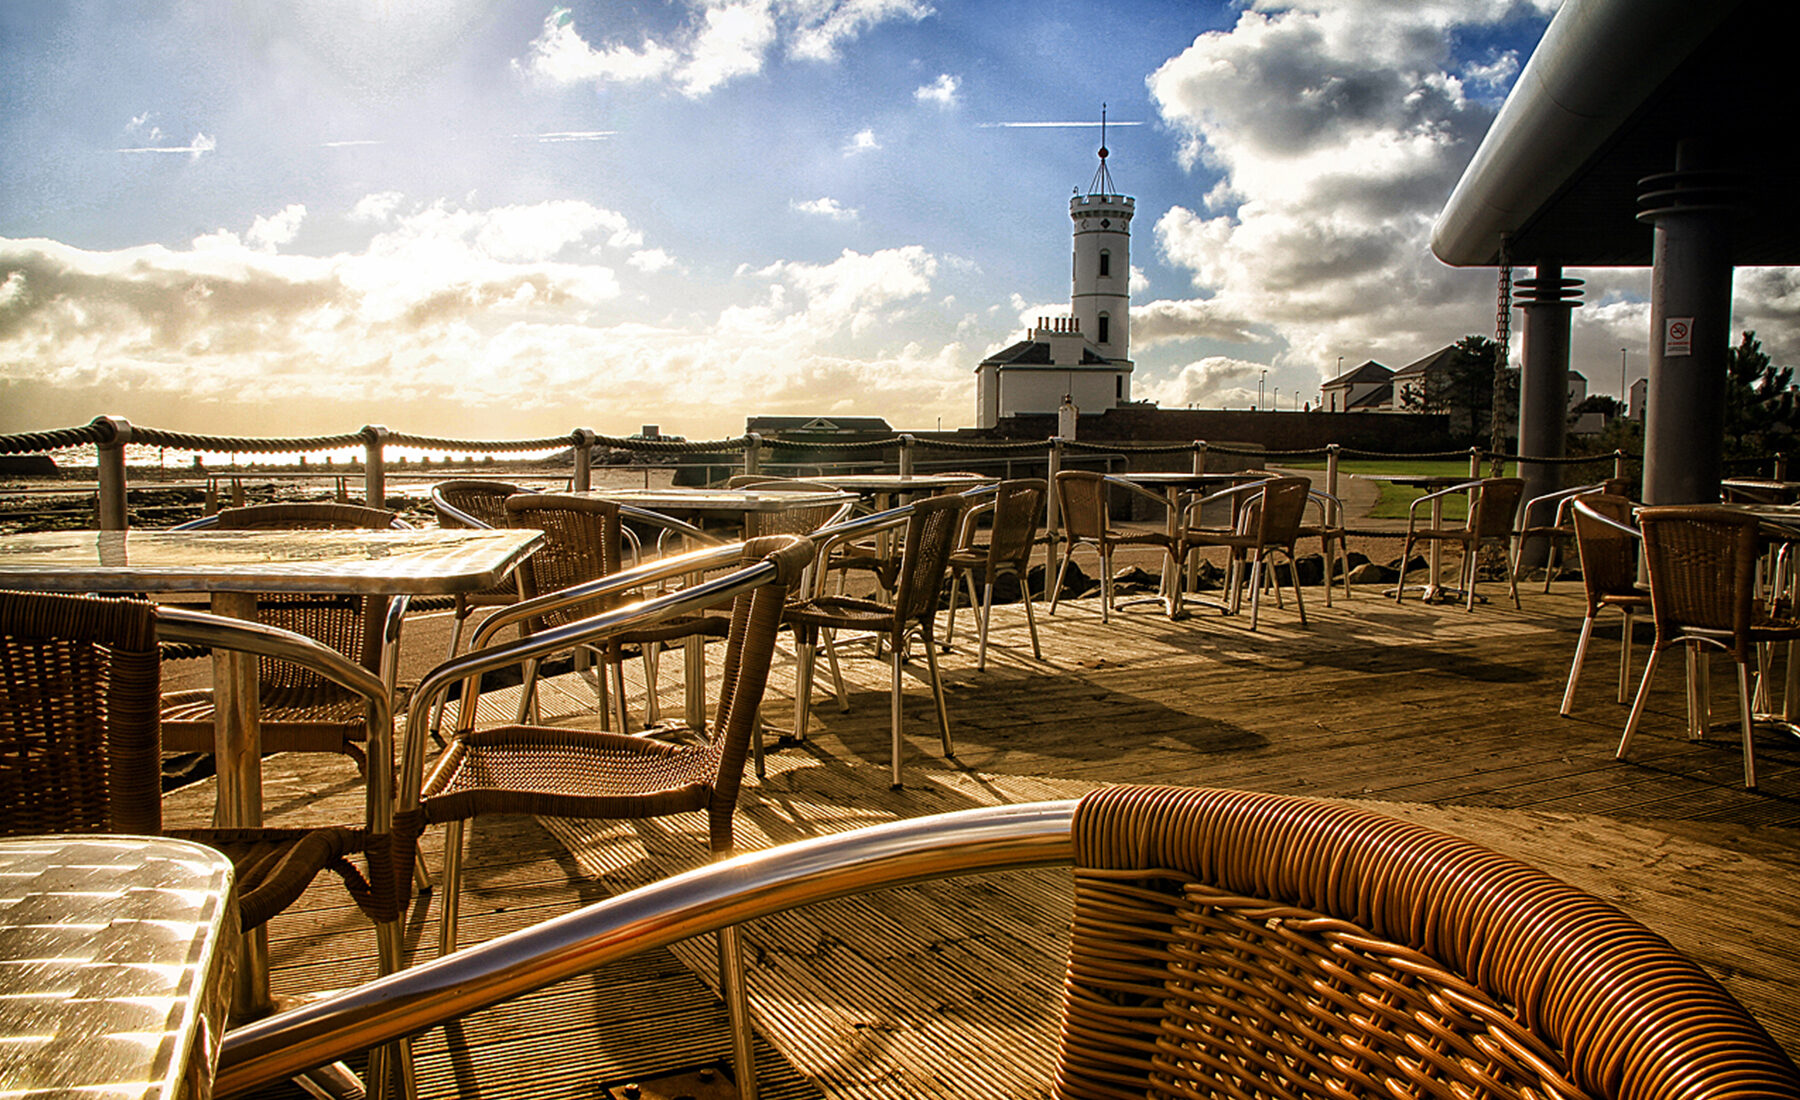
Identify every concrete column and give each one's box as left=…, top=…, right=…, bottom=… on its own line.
left=362, top=425, right=388, bottom=509
left=1637, top=149, right=1741, bottom=505
left=1514, top=265, right=1583, bottom=568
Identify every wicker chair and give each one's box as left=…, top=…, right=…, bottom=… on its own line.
left=1397, top=476, right=1526, bottom=610
left=431, top=478, right=526, bottom=639
left=945, top=478, right=1046, bottom=670
left=1513, top=478, right=1630, bottom=593
left=1052, top=784, right=1800, bottom=1099
left=783, top=493, right=967, bottom=788
left=0, top=588, right=407, bottom=947
left=1295, top=486, right=1352, bottom=603
left=722, top=475, right=856, bottom=537
left=160, top=502, right=401, bottom=765
left=1618, top=505, right=1800, bottom=789
left=1183, top=475, right=1312, bottom=630
left=1560, top=495, right=1651, bottom=715
left=1049, top=471, right=1184, bottom=622
left=401, top=535, right=811, bottom=1091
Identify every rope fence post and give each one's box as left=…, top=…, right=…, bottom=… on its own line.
left=1468, top=446, right=1482, bottom=480
left=898, top=434, right=915, bottom=476
left=1045, top=435, right=1063, bottom=586
left=1191, top=439, right=1207, bottom=475
left=94, top=416, right=132, bottom=530
left=744, top=433, right=761, bottom=477
left=1776, top=453, right=1789, bottom=481
left=1613, top=449, right=1627, bottom=482
left=363, top=425, right=388, bottom=508
left=1326, top=443, right=1341, bottom=527
left=572, top=429, right=595, bottom=492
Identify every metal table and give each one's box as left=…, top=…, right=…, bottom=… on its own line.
left=0, top=834, right=237, bottom=1099
left=569, top=486, right=855, bottom=537
left=1115, top=471, right=1269, bottom=617
left=1360, top=473, right=1473, bottom=602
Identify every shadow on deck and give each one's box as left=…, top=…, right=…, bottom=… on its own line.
left=164, top=580, right=1800, bottom=1097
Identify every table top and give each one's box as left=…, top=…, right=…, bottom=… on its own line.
left=797, top=473, right=993, bottom=493
left=1355, top=473, right=1474, bottom=488
left=0, top=834, right=237, bottom=1100
left=1116, top=471, right=1266, bottom=489
left=566, top=486, right=855, bottom=514
left=0, top=527, right=542, bottom=595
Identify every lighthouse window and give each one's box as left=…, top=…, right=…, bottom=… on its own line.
left=1098, top=250, right=1111, bottom=278
left=1097, top=313, right=1110, bottom=344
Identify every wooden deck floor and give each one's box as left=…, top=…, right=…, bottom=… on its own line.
left=166, top=579, right=1800, bottom=1097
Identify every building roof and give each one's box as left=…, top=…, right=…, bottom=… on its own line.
left=1391, top=345, right=1462, bottom=379
left=745, top=416, right=893, bottom=434
left=1345, top=383, right=1394, bottom=410
left=1323, top=360, right=1393, bottom=388
left=1433, top=0, right=1800, bottom=268
left=979, top=339, right=1112, bottom=367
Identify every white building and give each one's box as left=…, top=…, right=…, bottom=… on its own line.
left=975, top=138, right=1134, bottom=428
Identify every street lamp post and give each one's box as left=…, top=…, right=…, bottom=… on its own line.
left=1619, top=347, right=1627, bottom=404
left=1259, top=369, right=1267, bottom=410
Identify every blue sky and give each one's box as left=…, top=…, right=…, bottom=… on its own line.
left=7, top=0, right=1749, bottom=443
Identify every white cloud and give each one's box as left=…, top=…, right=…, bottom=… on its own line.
left=791, top=197, right=858, bottom=220
left=246, top=205, right=306, bottom=252
left=517, top=0, right=930, bottom=98
left=350, top=192, right=406, bottom=224
left=1141, top=2, right=1532, bottom=379
left=117, top=131, right=215, bottom=160
left=845, top=128, right=880, bottom=154
left=1136, top=356, right=1270, bottom=409
left=628, top=248, right=680, bottom=273
left=914, top=73, right=959, bottom=107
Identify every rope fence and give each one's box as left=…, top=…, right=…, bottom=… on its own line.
left=2, top=414, right=1789, bottom=532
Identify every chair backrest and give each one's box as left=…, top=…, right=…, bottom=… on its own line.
left=1056, top=784, right=1800, bottom=1100
left=1054, top=471, right=1109, bottom=542
left=984, top=479, right=1047, bottom=569
left=722, top=477, right=853, bottom=535
left=892, top=493, right=968, bottom=626
left=0, top=590, right=163, bottom=837
left=212, top=501, right=396, bottom=679
left=1243, top=475, right=1311, bottom=547
left=1571, top=494, right=1641, bottom=605
left=505, top=493, right=623, bottom=630
left=1637, top=505, right=1762, bottom=660
left=433, top=480, right=522, bottom=530
left=1469, top=476, right=1526, bottom=538
left=698, top=536, right=817, bottom=851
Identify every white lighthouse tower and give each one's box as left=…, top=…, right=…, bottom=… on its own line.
left=974, top=114, right=1136, bottom=428
left=1070, top=110, right=1133, bottom=363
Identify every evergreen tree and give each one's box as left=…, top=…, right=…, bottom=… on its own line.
left=1723, top=331, right=1797, bottom=461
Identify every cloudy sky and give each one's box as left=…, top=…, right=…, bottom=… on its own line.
left=3, top=0, right=1785, bottom=443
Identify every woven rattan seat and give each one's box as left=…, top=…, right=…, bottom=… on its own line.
left=1055, top=783, right=1800, bottom=1099
left=784, top=493, right=967, bottom=788
left=0, top=589, right=406, bottom=941
left=1182, top=474, right=1312, bottom=630
left=1512, top=478, right=1630, bottom=592
left=1618, top=505, right=1800, bottom=788
left=1397, top=475, right=1526, bottom=610
left=160, top=502, right=400, bottom=764
left=945, top=478, right=1046, bottom=669
left=1560, top=494, right=1651, bottom=715
left=1049, top=470, right=1183, bottom=623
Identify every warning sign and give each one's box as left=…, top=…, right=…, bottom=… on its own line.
left=1664, top=317, right=1693, bottom=357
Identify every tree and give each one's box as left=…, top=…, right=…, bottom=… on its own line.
left=1570, top=394, right=1623, bottom=421
left=1723, top=331, right=1798, bottom=461
left=1400, top=335, right=1516, bottom=445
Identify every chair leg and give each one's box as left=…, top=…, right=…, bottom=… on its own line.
left=1618, top=647, right=1663, bottom=759
left=976, top=579, right=994, bottom=671
left=792, top=638, right=817, bottom=741
left=943, top=567, right=966, bottom=645
left=1618, top=610, right=1635, bottom=705
left=718, top=924, right=760, bottom=1100
left=823, top=629, right=849, bottom=711
left=1561, top=613, right=1596, bottom=716
left=1396, top=534, right=1415, bottom=602
left=1099, top=548, right=1114, bottom=623
left=1736, top=660, right=1759, bottom=789
left=437, top=819, right=466, bottom=958
left=922, top=622, right=953, bottom=761
left=1507, top=537, right=1521, bottom=609
left=1020, top=568, right=1042, bottom=660
left=1049, top=550, right=1072, bottom=616
left=1288, top=553, right=1306, bottom=627
left=889, top=643, right=905, bottom=788
left=1247, top=555, right=1265, bottom=631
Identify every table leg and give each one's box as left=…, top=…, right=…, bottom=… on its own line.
left=209, top=591, right=274, bottom=1019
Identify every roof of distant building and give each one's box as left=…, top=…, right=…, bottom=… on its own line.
left=746, top=415, right=893, bottom=434
left=979, top=339, right=1112, bottom=367
left=1345, top=383, right=1394, bottom=410
left=1323, top=360, right=1393, bottom=387
left=1392, top=344, right=1462, bottom=379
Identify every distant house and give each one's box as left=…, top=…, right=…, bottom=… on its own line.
left=1320, top=360, right=1393, bottom=412
left=1388, top=345, right=1463, bottom=412
left=745, top=416, right=893, bottom=435
left=975, top=317, right=1131, bottom=428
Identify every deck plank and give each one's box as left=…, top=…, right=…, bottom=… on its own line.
left=163, top=582, right=1800, bottom=1096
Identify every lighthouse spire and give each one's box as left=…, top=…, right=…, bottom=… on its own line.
left=1087, top=103, right=1117, bottom=197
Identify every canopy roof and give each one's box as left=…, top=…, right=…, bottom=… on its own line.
left=1433, top=0, right=1800, bottom=268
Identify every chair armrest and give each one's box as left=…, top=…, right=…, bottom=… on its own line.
left=154, top=607, right=397, bottom=832
left=1571, top=498, right=1641, bottom=540
left=403, top=535, right=814, bottom=810
left=1405, top=479, right=1481, bottom=526
left=957, top=500, right=998, bottom=548
left=469, top=540, right=750, bottom=651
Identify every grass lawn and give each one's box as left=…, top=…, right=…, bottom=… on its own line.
left=1279, top=458, right=1509, bottom=521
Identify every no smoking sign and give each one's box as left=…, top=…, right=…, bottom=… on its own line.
left=1664, top=317, right=1694, bottom=356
